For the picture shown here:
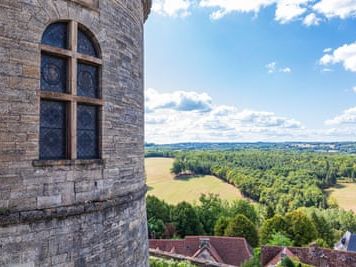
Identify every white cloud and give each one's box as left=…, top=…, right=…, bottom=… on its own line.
left=280, top=67, right=292, bottom=73
left=145, top=89, right=356, bottom=143
left=303, top=13, right=322, bottom=26
left=353, top=86, right=356, bottom=93
left=320, top=42, right=356, bottom=72
left=200, top=0, right=312, bottom=22
left=151, top=0, right=356, bottom=26
left=199, top=0, right=277, bottom=20
left=145, top=88, right=305, bottom=143
left=325, top=107, right=356, bottom=125
left=313, top=0, right=356, bottom=19
left=323, top=48, right=332, bottom=53
left=266, top=62, right=278, bottom=73
left=275, top=0, right=311, bottom=24
left=145, top=88, right=213, bottom=113
left=321, top=68, right=333, bottom=72
left=152, top=0, right=192, bottom=17
left=266, top=62, right=292, bottom=73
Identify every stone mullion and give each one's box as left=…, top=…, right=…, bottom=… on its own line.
left=69, top=21, right=78, bottom=160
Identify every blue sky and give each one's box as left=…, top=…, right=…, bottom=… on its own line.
left=144, top=0, right=356, bottom=144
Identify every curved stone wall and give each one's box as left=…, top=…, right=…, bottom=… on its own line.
left=0, top=0, right=150, bottom=265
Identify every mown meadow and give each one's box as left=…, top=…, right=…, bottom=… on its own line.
left=145, top=157, right=243, bottom=204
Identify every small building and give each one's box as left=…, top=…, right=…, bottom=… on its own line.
left=335, top=231, right=356, bottom=252
left=264, top=247, right=299, bottom=267
left=262, top=245, right=356, bottom=267
left=149, top=236, right=253, bottom=266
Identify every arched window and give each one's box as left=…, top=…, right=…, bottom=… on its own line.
left=40, top=21, right=102, bottom=160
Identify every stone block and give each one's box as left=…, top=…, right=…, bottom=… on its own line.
left=37, top=195, right=62, bottom=209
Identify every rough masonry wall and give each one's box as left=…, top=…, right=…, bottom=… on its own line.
left=0, top=0, right=149, bottom=266
left=0, top=198, right=148, bottom=267
left=261, top=246, right=356, bottom=267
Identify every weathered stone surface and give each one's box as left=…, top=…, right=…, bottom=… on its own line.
left=0, top=0, right=151, bottom=266
left=261, top=245, right=356, bottom=267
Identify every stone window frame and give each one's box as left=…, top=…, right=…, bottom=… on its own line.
left=38, top=20, right=103, bottom=163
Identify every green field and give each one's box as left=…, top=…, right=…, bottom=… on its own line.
left=326, top=183, right=356, bottom=212
left=145, top=157, right=243, bottom=205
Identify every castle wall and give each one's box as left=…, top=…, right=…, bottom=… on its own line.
left=0, top=0, right=149, bottom=265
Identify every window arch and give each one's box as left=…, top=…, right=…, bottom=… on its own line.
left=40, top=21, right=102, bottom=160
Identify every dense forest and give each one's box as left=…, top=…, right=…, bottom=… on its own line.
left=170, top=150, right=356, bottom=213
left=147, top=194, right=356, bottom=261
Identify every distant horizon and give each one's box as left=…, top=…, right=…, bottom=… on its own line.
left=144, top=0, right=356, bottom=144
left=146, top=141, right=356, bottom=144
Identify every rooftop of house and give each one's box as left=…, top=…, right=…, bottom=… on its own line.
left=264, top=247, right=298, bottom=267
left=335, top=231, right=356, bottom=252
left=149, top=236, right=253, bottom=266
left=262, top=245, right=356, bottom=267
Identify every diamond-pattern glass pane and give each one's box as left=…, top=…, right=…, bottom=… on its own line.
left=40, top=101, right=67, bottom=160
left=77, top=105, right=99, bottom=159
left=77, top=29, right=98, bottom=57
left=77, top=63, right=99, bottom=98
left=41, top=54, right=67, bottom=93
left=41, top=22, right=68, bottom=49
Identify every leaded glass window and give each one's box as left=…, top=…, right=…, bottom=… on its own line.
left=41, top=54, right=68, bottom=93
left=41, top=22, right=68, bottom=49
left=40, top=101, right=67, bottom=159
left=77, top=63, right=99, bottom=98
left=78, top=29, right=98, bottom=57
left=39, top=21, right=102, bottom=160
left=77, top=105, right=99, bottom=159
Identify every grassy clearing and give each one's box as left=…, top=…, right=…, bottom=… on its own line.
left=145, top=157, right=243, bottom=205
left=326, top=182, right=356, bottom=212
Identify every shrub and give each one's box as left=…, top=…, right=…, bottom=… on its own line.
left=172, top=202, right=203, bottom=237
left=224, top=214, right=259, bottom=247
left=268, top=232, right=293, bottom=247
left=149, top=257, right=197, bottom=267
left=285, top=210, right=318, bottom=246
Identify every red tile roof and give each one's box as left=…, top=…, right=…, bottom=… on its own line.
left=192, top=244, right=224, bottom=263
left=261, top=245, right=356, bottom=267
left=149, top=236, right=253, bottom=266
left=265, top=247, right=297, bottom=267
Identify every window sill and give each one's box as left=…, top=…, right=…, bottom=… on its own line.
left=32, top=159, right=105, bottom=168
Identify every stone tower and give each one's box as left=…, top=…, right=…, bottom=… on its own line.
left=0, top=0, right=151, bottom=266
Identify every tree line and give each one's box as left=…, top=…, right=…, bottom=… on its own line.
left=171, top=150, right=356, bottom=213
left=147, top=194, right=356, bottom=254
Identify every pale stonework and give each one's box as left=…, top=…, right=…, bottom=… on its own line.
left=0, top=0, right=151, bottom=266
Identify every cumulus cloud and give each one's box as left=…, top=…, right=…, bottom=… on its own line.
left=303, top=13, right=322, bottom=26
left=199, top=0, right=311, bottom=22
left=145, top=88, right=305, bottom=143
left=325, top=107, right=356, bottom=125
left=313, top=0, right=356, bottom=19
left=275, top=0, right=311, bottom=23
left=145, top=89, right=356, bottom=143
left=145, top=88, right=213, bottom=113
left=199, top=0, right=276, bottom=20
left=151, top=0, right=356, bottom=26
left=152, top=0, right=192, bottom=17
left=320, top=42, right=356, bottom=72
left=266, top=62, right=292, bottom=73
